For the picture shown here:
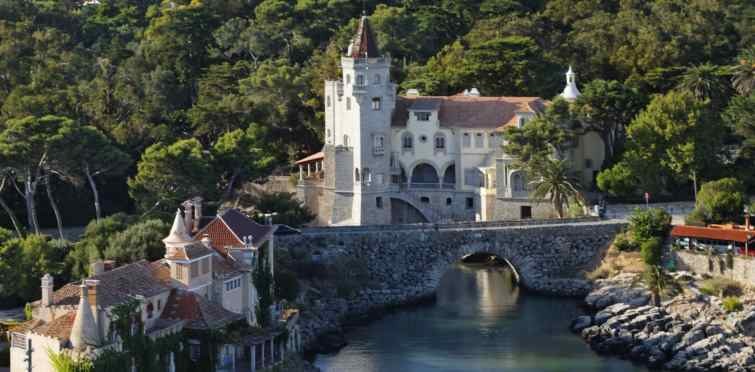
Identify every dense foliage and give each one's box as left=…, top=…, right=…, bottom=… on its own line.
left=0, top=0, right=749, bottom=231
left=686, top=178, right=747, bottom=226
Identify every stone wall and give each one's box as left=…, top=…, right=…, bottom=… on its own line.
left=673, top=250, right=755, bottom=285
left=493, top=198, right=556, bottom=220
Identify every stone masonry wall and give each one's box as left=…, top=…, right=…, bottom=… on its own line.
left=673, top=250, right=755, bottom=285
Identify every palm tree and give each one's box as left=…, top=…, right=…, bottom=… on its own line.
left=676, top=63, right=730, bottom=101
left=528, top=158, right=582, bottom=218
left=732, top=46, right=755, bottom=96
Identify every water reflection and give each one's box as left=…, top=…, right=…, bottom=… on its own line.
left=315, top=263, right=647, bottom=372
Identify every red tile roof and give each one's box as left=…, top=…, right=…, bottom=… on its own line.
left=671, top=225, right=755, bottom=244
left=195, top=209, right=273, bottom=254
left=162, top=290, right=243, bottom=330
left=391, top=95, right=547, bottom=129
left=17, top=312, right=77, bottom=341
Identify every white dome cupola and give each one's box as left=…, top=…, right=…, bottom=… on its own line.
left=560, top=66, right=581, bottom=101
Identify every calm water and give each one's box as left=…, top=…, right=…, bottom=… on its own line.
left=315, top=264, right=648, bottom=372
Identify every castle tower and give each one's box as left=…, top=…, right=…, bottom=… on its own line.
left=162, top=209, right=193, bottom=258
left=323, top=14, right=397, bottom=225
left=561, top=66, right=581, bottom=101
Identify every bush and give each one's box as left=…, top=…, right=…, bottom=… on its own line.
left=640, top=238, right=663, bottom=266
left=699, top=277, right=743, bottom=297
left=629, top=208, right=672, bottom=242
left=690, top=178, right=746, bottom=225
left=614, top=232, right=639, bottom=251
left=722, top=296, right=744, bottom=313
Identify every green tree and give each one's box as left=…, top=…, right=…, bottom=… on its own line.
left=676, top=63, right=731, bottom=104
left=572, top=79, right=647, bottom=166
left=687, top=178, right=746, bottom=225
left=244, top=191, right=315, bottom=228
left=502, top=99, right=575, bottom=165
left=641, top=238, right=666, bottom=307
left=628, top=208, right=672, bottom=243
left=528, top=158, right=582, bottom=219
left=66, top=213, right=134, bottom=279
left=731, top=46, right=755, bottom=96
left=212, top=125, right=276, bottom=201
left=48, top=122, right=132, bottom=222
left=0, top=234, right=67, bottom=306
left=128, top=139, right=217, bottom=213
left=104, top=219, right=170, bottom=264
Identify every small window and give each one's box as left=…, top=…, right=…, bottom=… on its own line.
left=356, top=75, right=364, bottom=86
left=346, top=74, right=351, bottom=84
left=373, top=74, right=381, bottom=85
left=376, top=197, right=383, bottom=209
left=343, top=135, right=349, bottom=146
left=372, top=97, right=381, bottom=111
left=446, top=197, right=452, bottom=205
left=475, top=133, right=484, bottom=147
left=363, top=168, right=372, bottom=183
left=434, top=135, right=445, bottom=149
left=189, top=342, right=201, bottom=362
left=420, top=197, right=430, bottom=204
left=326, top=95, right=331, bottom=107
left=584, top=158, right=593, bottom=169
left=466, top=197, right=474, bottom=209
left=402, top=133, right=413, bottom=149
left=419, top=135, right=428, bottom=143
left=462, top=133, right=471, bottom=148
left=414, top=112, right=431, bottom=121
left=346, top=97, right=351, bottom=110
left=373, top=135, right=385, bottom=154
left=518, top=116, right=528, bottom=127
left=355, top=168, right=360, bottom=182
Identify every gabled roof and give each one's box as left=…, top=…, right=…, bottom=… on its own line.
left=15, top=312, right=77, bottom=342
left=195, top=209, right=274, bottom=253
left=391, top=95, right=547, bottom=130
left=162, top=290, right=244, bottom=330
left=348, top=15, right=380, bottom=58
left=51, top=261, right=170, bottom=308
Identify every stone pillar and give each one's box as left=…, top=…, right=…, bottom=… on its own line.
left=250, top=345, right=256, bottom=372
left=260, top=341, right=265, bottom=367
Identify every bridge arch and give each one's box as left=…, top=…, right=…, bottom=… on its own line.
left=460, top=252, right=521, bottom=284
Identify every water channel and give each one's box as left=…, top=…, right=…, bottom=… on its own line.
left=315, top=263, right=648, bottom=372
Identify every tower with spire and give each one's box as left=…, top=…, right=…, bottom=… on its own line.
left=560, top=66, right=581, bottom=101
left=322, top=14, right=397, bottom=225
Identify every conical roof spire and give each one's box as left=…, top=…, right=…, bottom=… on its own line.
left=162, top=209, right=192, bottom=245
left=70, top=285, right=100, bottom=350
left=348, top=15, right=380, bottom=58
left=561, top=65, right=581, bottom=101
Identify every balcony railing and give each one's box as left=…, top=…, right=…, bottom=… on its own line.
left=399, top=182, right=456, bottom=190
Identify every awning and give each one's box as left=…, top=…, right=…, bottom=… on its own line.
left=295, top=152, right=324, bottom=165
left=671, top=225, right=755, bottom=244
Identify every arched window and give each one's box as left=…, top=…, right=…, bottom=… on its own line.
left=402, top=133, right=413, bottom=149
left=434, top=134, right=446, bottom=150
left=363, top=168, right=371, bottom=183
left=346, top=97, right=351, bottom=110
left=372, top=97, right=381, bottom=111
left=356, top=75, right=365, bottom=86
left=512, top=172, right=526, bottom=192
left=355, top=168, right=360, bottom=182
left=373, top=74, right=381, bottom=85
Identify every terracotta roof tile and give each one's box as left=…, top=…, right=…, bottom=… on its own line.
left=391, top=95, right=547, bottom=130
left=162, top=290, right=243, bottom=330
left=671, top=225, right=755, bottom=244
left=52, top=261, right=170, bottom=308
left=195, top=209, right=273, bottom=255
left=22, top=312, right=76, bottom=341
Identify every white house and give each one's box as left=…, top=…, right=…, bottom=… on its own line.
left=295, top=15, right=604, bottom=226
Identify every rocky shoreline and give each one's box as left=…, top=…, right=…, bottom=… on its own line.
left=572, top=273, right=755, bottom=371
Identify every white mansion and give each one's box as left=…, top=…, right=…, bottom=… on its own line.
left=295, top=16, right=604, bottom=226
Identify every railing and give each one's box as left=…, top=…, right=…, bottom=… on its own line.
left=297, top=216, right=607, bottom=235
left=399, top=182, right=457, bottom=190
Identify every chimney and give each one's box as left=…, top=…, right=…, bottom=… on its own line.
left=41, top=273, right=54, bottom=307
left=90, top=260, right=105, bottom=276
left=70, top=284, right=101, bottom=350
left=182, top=199, right=194, bottom=234
left=192, top=196, right=203, bottom=232
left=85, top=280, right=99, bottom=312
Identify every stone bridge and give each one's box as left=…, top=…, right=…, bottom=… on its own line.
left=277, top=220, right=626, bottom=299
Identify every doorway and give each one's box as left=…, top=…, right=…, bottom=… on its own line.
left=520, top=206, right=532, bottom=219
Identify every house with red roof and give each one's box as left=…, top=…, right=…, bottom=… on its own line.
left=295, top=15, right=604, bottom=226
left=8, top=202, right=301, bottom=372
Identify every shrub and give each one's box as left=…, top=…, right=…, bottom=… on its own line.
left=722, top=296, right=744, bottom=313
left=629, top=208, right=672, bottom=242
left=640, top=238, right=663, bottom=266
left=699, top=277, right=743, bottom=297
left=614, top=232, right=639, bottom=251
left=690, top=178, right=746, bottom=225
